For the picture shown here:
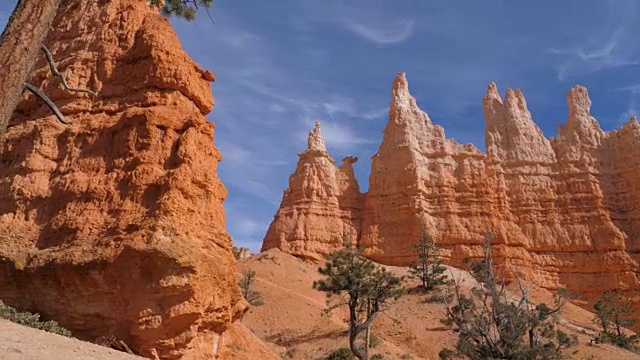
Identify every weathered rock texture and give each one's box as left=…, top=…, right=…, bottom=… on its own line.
left=0, top=1, right=250, bottom=359
left=263, top=72, right=640, bottom=308
left=232, top=246, right=251, bottom=260
left=261, top=122, right=363, bottom=261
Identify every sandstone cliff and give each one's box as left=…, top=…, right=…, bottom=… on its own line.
left=261, top=122, right=363, bottom=261
left=0, top=1, right=250, bottom=359
left=263, top=72, right=640, bottom=309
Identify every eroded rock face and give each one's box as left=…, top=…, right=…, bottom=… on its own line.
left=264, top=72, right=640, bottom=311
left=0, top=1, right=248, bottom=359
left=261, top=121, right=363, bottom=261
left=232, top=246, right=251, bottom=260
left=361, top=74, right=518, bottom=267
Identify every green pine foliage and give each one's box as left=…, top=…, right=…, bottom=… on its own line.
left=149, top=0, right=214, bottom=21
left=592, top=289, right=639, bottom=349
left=238, top=269, right=263, bottom=306
left=313, top=243, right=404, bottom=360
left=326, top=348, right=354, bottom=360
left=0, top=301, right=72, bottom=337
left=408, top=230, right=449, bottom=291
left=439, top=233, right=577, bottom=360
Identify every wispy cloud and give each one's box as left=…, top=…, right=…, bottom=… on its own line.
left=613, top=86, right=640, bottom=124
left=343, top=19, right=415, bottom=45
left=322, top=95, right=356, bottom=117
left=224, top=207, right=272, bottom=250
left=217, top=139, right=251, bottom=164
left=229, top=216, right=261, bottom=237
left=361, top=107, right=389, bottom=121
left=547, top=0, right=640, bottom=80
left=297, top=118, right=376, bottom=153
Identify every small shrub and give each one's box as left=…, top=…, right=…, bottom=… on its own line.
left=238, top=269, right=264, bottom=306
left=440, top=233, right=577, bottom=359
left=401, top=353, right=414, bottom=360
left=408, top=230, right=450, bottom=292
left=439, top=348, right=457, bottom=360
left=326, top=348, right=353, bottom=360
left=283, top=347, right=298, bottom=359
left=592, top=289, right=639, bottom=350
left=371, top=354, right=384, bottom=360
left=369, top=333, right=382, bottom=348
left=0, top=301, right=71, bottom=337
left=424, top=292, right=454, bottom=304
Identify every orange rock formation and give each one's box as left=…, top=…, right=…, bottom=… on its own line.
left=263, top=72, right=640, bottom=305
left=0, top=1, right=250, bottom=359
left=261, top=121, right=363, bottom=261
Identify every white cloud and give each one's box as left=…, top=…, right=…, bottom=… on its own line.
left=217, top=140, right=251, bottom=164
left=228, top=216, right=261, bottom=237
left=297, top=118, right=376, bottom=153
left=226, top=214, right=270, bottom=252
left=219, top=31, right=261, bottom=49
left=361, top=107, right=389, bottom=120
left=343, top=19, right=414, bottom=45
left=608, top=85, right=640, bottom=124
left=230, top=180, right=281, bottom=207
left=270, top=104, right=286, bottom=113
left=617, top=88, right=640, bottom=125
left=619, top=108, right=638, bottom=124
left=322, top=95, right=356, bottom=117
left=547, top=0, right=640, bottom=80
left=613, top=85, right=640, bottom=93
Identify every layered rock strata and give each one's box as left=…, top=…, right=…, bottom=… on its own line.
left=261, top=122, right=363, bottom=261
left=0, top=1, right=248, bottom=359
left=263, top=72, right=640, bottom=302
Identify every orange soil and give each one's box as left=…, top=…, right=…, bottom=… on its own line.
left=237, top=248, right=640, bottom=360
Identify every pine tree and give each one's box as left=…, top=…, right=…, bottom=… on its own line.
left=238, top=269, right=263, bottom=306
left=149, top=0, right=215, bottom=21
left=592, top=289, right=639, bottom=349
left=440, top=233, right=577, bottom=360
left=408, top=230, right=449, bottom=291
left=313, top=243, right=405, bottom=360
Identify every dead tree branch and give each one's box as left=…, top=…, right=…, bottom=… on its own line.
left=41, top=45, right=97, bottom=96
left=23, top=82, right=70, bottom=124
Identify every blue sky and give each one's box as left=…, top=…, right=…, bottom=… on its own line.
left=2, top=1, right=640, bottom=253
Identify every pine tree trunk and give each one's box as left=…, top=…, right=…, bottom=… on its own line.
left=0, top=0, right=62, bottom=137
left=365, top=300, right=371, bottom=359
left=349, top=301, right=366, bottom=360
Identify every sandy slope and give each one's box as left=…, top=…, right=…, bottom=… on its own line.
left=4, top=247, right=638, bottom=360
left=0, top=318, right=278, bottom=360
left=0, top=320, right=144, bottom=360
left=238, top=248, right=640, bottom=360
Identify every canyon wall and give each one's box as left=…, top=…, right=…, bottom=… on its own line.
left=0, top=1, right=252, bottom=359
left=263, top=72, right=640, bottom=301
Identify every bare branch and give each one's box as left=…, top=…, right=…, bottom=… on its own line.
left=41, top=45, right=97, bottom=97
left=24, top=82, right=70, bottom=124
left=321, top=298, right=348, bottom=317
left=204, top=6, right=215, bottom=25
